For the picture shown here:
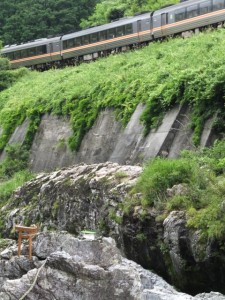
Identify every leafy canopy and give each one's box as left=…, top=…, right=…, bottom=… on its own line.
left=0, top=0, right=100, bottom=45
left=80, top=0, right=179, bottom=28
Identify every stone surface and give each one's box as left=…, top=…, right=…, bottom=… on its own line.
left=2, top=163, right=142, bottom=238
left=0, top=232, right=224, bottom=300
left=163, top=211, right=225, bottom=294
left=0, top=119, right=30, bottom=161
left=29, top=114, right=74, bottom=172
left=1, top=163, right=225, bottom=296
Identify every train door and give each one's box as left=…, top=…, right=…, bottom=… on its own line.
left=150, top=12, right=154, bottom=38
left=161, top=13, right=168, bottom=37
left=49, top=43, right=53, bottom=60
left=137, top=20, right=142, bottom=42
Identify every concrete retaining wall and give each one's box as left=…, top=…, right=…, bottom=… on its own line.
left=0, top=105, right=217, bottom=172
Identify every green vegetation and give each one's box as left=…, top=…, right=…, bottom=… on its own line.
left=0, top=144, right=30, bottom=180
left=0, top=0, right=100, bottom=45
left=0, top=170, right=33, bottom=209
left=133, top=158, right=202, bottom=207
left=124, top=139, right=225, bottom=239
left=81, top=0, right=178, bottom=28
left=0, top=43, right=23, bottom=92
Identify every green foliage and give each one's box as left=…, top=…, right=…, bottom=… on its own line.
left=0, top=57, right=10, bottom=71
left=80, top=0, right=127, bottom=28
left=0, top=0, right=100, bottom=45
left=0, top=170, right=33, bottom=208
left=115, top=171, right=128, bottom=179
left=136, top=233, right=147, bottom=241
left=126, top=140, right=225, bottom=239
left=80, top=0, right=179, bottom=28
left=0, top=45, right=13, bottom=92
left=134, top=158, right=201, bottom=207
left=0, top=67, right=28, bottom=93
left=0, top=144, right=29, bottom=180
left=182, top=139, right=225, bottom=175
left=187, top=177, right=225, bottom=239
left=109, top=208, right=123, bottom=224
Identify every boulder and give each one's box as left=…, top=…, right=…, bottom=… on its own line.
left=1, top=232, right=224, bottom=300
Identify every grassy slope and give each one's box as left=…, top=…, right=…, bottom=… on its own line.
left=0, top=28, right=225, bottom=152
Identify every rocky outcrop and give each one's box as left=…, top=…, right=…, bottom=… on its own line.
left=1, top=163, right=225, bottom=296
left=1, top=162, right=142, bottom=239
left=162, top=211, right=225, bottom=295
left=0, top=232, right=224, bottom=300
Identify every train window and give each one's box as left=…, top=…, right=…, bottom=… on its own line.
left=137, top=20, right=142, bottom=32
left=199, top=1, right=212, bottom=14
left=75, top=37, right=82, bottom=46
left=213, top=0, right=225, bottom=10
left=161, top=13, right=168, bottom=26
left=21, top=49, right=28, bottom=58
left=68, top=38, right=75, bottom=48
left=5, top=52, right=14, bottom=60
left=125, top=24, right=133, bottom=34
left=99, top=30, right=107, bottom=41
left=37, top=45, right=47, bottom=55
left=82, top=35, right=90, bottom=45
left=90, top=33, right=98, bottom=43
left=63, top=40, right=68, bottom=49
left=116, top=26, right=124, bottom=37
left=175, top=8, right=186, bottom=22
left=168, top=12, right=175, bottom=23
left=27, top=47, right=36, bottom=57
left=187, top=5, right=198, bottom=18
left=14, top=51, right=21, bottom=59
left=108, top=28, right=115, bottom=39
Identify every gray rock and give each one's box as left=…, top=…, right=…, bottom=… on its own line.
left=0, top=233, right=224, bottom=300
left=1, top=163, right=225, bottom=295
left=0, top=233, right=192, bottom=300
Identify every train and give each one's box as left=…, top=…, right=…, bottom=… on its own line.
left=1, top=0, right=225, bottom=70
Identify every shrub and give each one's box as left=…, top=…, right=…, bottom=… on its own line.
left=0, top=170, right=33, bottom=208
left=133, top=158, right=201, bottom=207
left=0, top=144, right=29, bottom=180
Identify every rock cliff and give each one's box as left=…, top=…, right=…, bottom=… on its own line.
left=1, top=163, right=225, bottom=296
left=0, top=232, right=224, bottom=300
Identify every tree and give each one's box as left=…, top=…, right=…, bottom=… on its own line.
left=0, top=41, right=10, bottom=70
left=80, top=0, right=179, bottom=28
left=0, top=0, right=101, bottom=45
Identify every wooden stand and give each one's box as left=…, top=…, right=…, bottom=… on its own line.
left=15, top=225, right=38, bottom=260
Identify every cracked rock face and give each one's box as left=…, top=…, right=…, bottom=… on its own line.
left=1, top=163, right=225, bottom=296
left=2, top=162, right=142, bottom=239
left=1, top=232, right=224, bottom=300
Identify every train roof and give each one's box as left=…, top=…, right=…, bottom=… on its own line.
left=154, top=0, right=206, bottom=14
left=61, top=12, right=151, bottom=40
left=1, top=36, right=60, bottom=54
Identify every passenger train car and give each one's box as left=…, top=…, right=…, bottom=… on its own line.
left=1, top=0, right=225, bottom=69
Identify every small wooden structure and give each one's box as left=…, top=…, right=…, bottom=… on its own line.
left=15, top=225, right=38, bottom=260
